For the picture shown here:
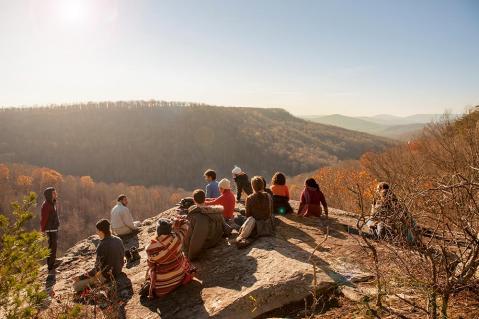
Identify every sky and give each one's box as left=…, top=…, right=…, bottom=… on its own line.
left=0, top=0, right=478, bottom=116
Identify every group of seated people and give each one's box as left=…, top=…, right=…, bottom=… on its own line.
left=69, top=166, right=331, bottom=300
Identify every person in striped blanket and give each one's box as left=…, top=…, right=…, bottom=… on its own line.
left=145, top=216, right=195, bottom=299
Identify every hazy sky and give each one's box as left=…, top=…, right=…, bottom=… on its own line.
left=0, top=0, right=478, bottom=116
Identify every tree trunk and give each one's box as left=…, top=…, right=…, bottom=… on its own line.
left=441, top=293, right=449, bottom=319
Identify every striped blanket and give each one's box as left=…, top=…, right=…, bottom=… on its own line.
left=146, top=221, right=193, bottom=298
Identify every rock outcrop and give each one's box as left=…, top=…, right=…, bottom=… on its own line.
left=44, top=202, right=374, bottom=318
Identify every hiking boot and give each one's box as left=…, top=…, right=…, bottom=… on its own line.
left=235, top=238, right=252, bottom=249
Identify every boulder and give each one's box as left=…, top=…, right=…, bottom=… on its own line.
left=44, top=203, right=374, bottom=319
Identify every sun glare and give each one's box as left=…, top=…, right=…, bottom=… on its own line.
left=57, top=0, right=89, bottom=25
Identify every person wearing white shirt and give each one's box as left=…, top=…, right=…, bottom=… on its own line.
left=111, top=194, right=141, bottom=236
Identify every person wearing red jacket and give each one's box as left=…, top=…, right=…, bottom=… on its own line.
left=205, top=178, right=236, bottom=220
left=41, top=187, right=60, bottom=274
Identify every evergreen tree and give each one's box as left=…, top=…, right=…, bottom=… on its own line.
left=0, top=192, right=49, bottom=319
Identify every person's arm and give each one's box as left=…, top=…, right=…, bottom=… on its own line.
left=319, top=191, right=328, bottom=215
left=205, top=195, right=223, bottom=206
left=121, top=207, right=137, bottom=231
left=40, top=203, right=50, bottom=232
left=173, top=218, right=190, bottom=243
left=187, top=216, right=209, bottom=261
left=236, top=181, right=243, bottom=201
left=87, top=242, right=104, bottom=277
left=298, top=191, right=306, bottom=215
left=205, top=183, right=212, bottom=199
left=285, top=186, right=290, bottom=200
left=245, top=196, right=252, bottom=218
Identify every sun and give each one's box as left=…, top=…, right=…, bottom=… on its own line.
left=57, top=0, right=90, bottom=25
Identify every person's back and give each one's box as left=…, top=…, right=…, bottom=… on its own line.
left=186, top=205, right=224, bottom=260
left=271, top=184, right=289, bottom=198
left=205, top=190, right=235, bottom=219
left=232, top=166, right=253, bottom=201
left=97, top=235, right=125, bottom=278
left=111, top=195, right=139, bottom=236
left=246, top=192, right=271, bottom=221
left=146, top=217, right=193, bottom=298
left=206, top=180, right=221, bottom=199
left=298, top=186, right=328, bottom=217
left=271, top=172, right=293, bottom=214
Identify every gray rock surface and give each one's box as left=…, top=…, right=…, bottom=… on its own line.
left=44, top=203, right=374, bottom=318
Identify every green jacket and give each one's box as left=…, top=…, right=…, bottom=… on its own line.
left=185, top=205, right=224, bottom=261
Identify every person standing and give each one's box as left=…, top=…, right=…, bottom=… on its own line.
left=111, top=194, right=141, bottom=236
left=41, top=187, right=60, bottom=274
left=232, top=166, right=253, bottom=202
left=204, top=169, right=221, bottom=199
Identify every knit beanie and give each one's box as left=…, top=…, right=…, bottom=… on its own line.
left=232, top=166, right=242, bottom=175
left=156, top=218, right=172, bottom=236
left=218, top=178, right=231, bottom=190
left=96, top=219, right=111, bottom=233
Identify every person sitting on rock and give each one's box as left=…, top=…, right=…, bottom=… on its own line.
left=366, top=182, right=398, bottom=238
left=232, top=166, right=253, bottom=202
left=367, top=182, right=419, bottom=243
left=184, top=189, right=225, bottom=260
left=204, top=169, right=221, bottom=199
left=144, top=217, right=195, bottom=299
left=73, top=219, right=125, bottom=293
left=234, top=176, right=275, bottom=248
left=205, top=178, right=236, bottom=225
left=111, top=194, right=141, bottom=237
left=270, top=172, right=293, bottom=215
left=261, top=176, right=273, bottom=197
left=297, top=178, right=328, bottom=218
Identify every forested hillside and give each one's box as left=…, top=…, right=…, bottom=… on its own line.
left=0, top=163, right=186, bottom=253
left=0, top=101, right=394, bottom=189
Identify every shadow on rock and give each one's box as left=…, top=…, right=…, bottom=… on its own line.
left=140, top=279, right=210, bottom=319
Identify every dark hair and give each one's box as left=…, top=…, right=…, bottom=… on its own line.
left=251, top=176, right=265, bottom=193
left=261, top=177, right=268, bottom=189
left=193, top=189, right=206, bottom=204
left=305, top=178, right=320, bottom=191
left=43, top=187, right=56, bottom=203
left=204, top=169, right=217, bottom=180
left=96, top=219, right=111, bottom=235
left=157, top=218, right=172, bottom=236
left=117, top=194, right=127, bottom=202
left=377, top=182, right=390, bottom=191
left=271, top=172, right=286, bottom=186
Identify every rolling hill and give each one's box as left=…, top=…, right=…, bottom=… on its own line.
left=0, top=101, right=394, bottom=189
left=301, top=113, right=454, bottom=140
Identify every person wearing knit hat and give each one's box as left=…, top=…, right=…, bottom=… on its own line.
left=206, top=178, right=236, bottom=221
left=232, top=166, right=242, bottom=175
left=73, top=219, right=125, bottom=293
left=156, top=218, right=173, bottom=236
left=145, top=216, right=195, bottom=298
left=232, top=166, right=253, bottom=202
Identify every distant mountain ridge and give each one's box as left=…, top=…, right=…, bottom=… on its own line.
left=301, top=113, right=458, bottom=140
left=0, top=101, right=394, bottom=189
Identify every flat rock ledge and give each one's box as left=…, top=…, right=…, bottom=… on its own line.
left=46, top=203, right=374, bottom=319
